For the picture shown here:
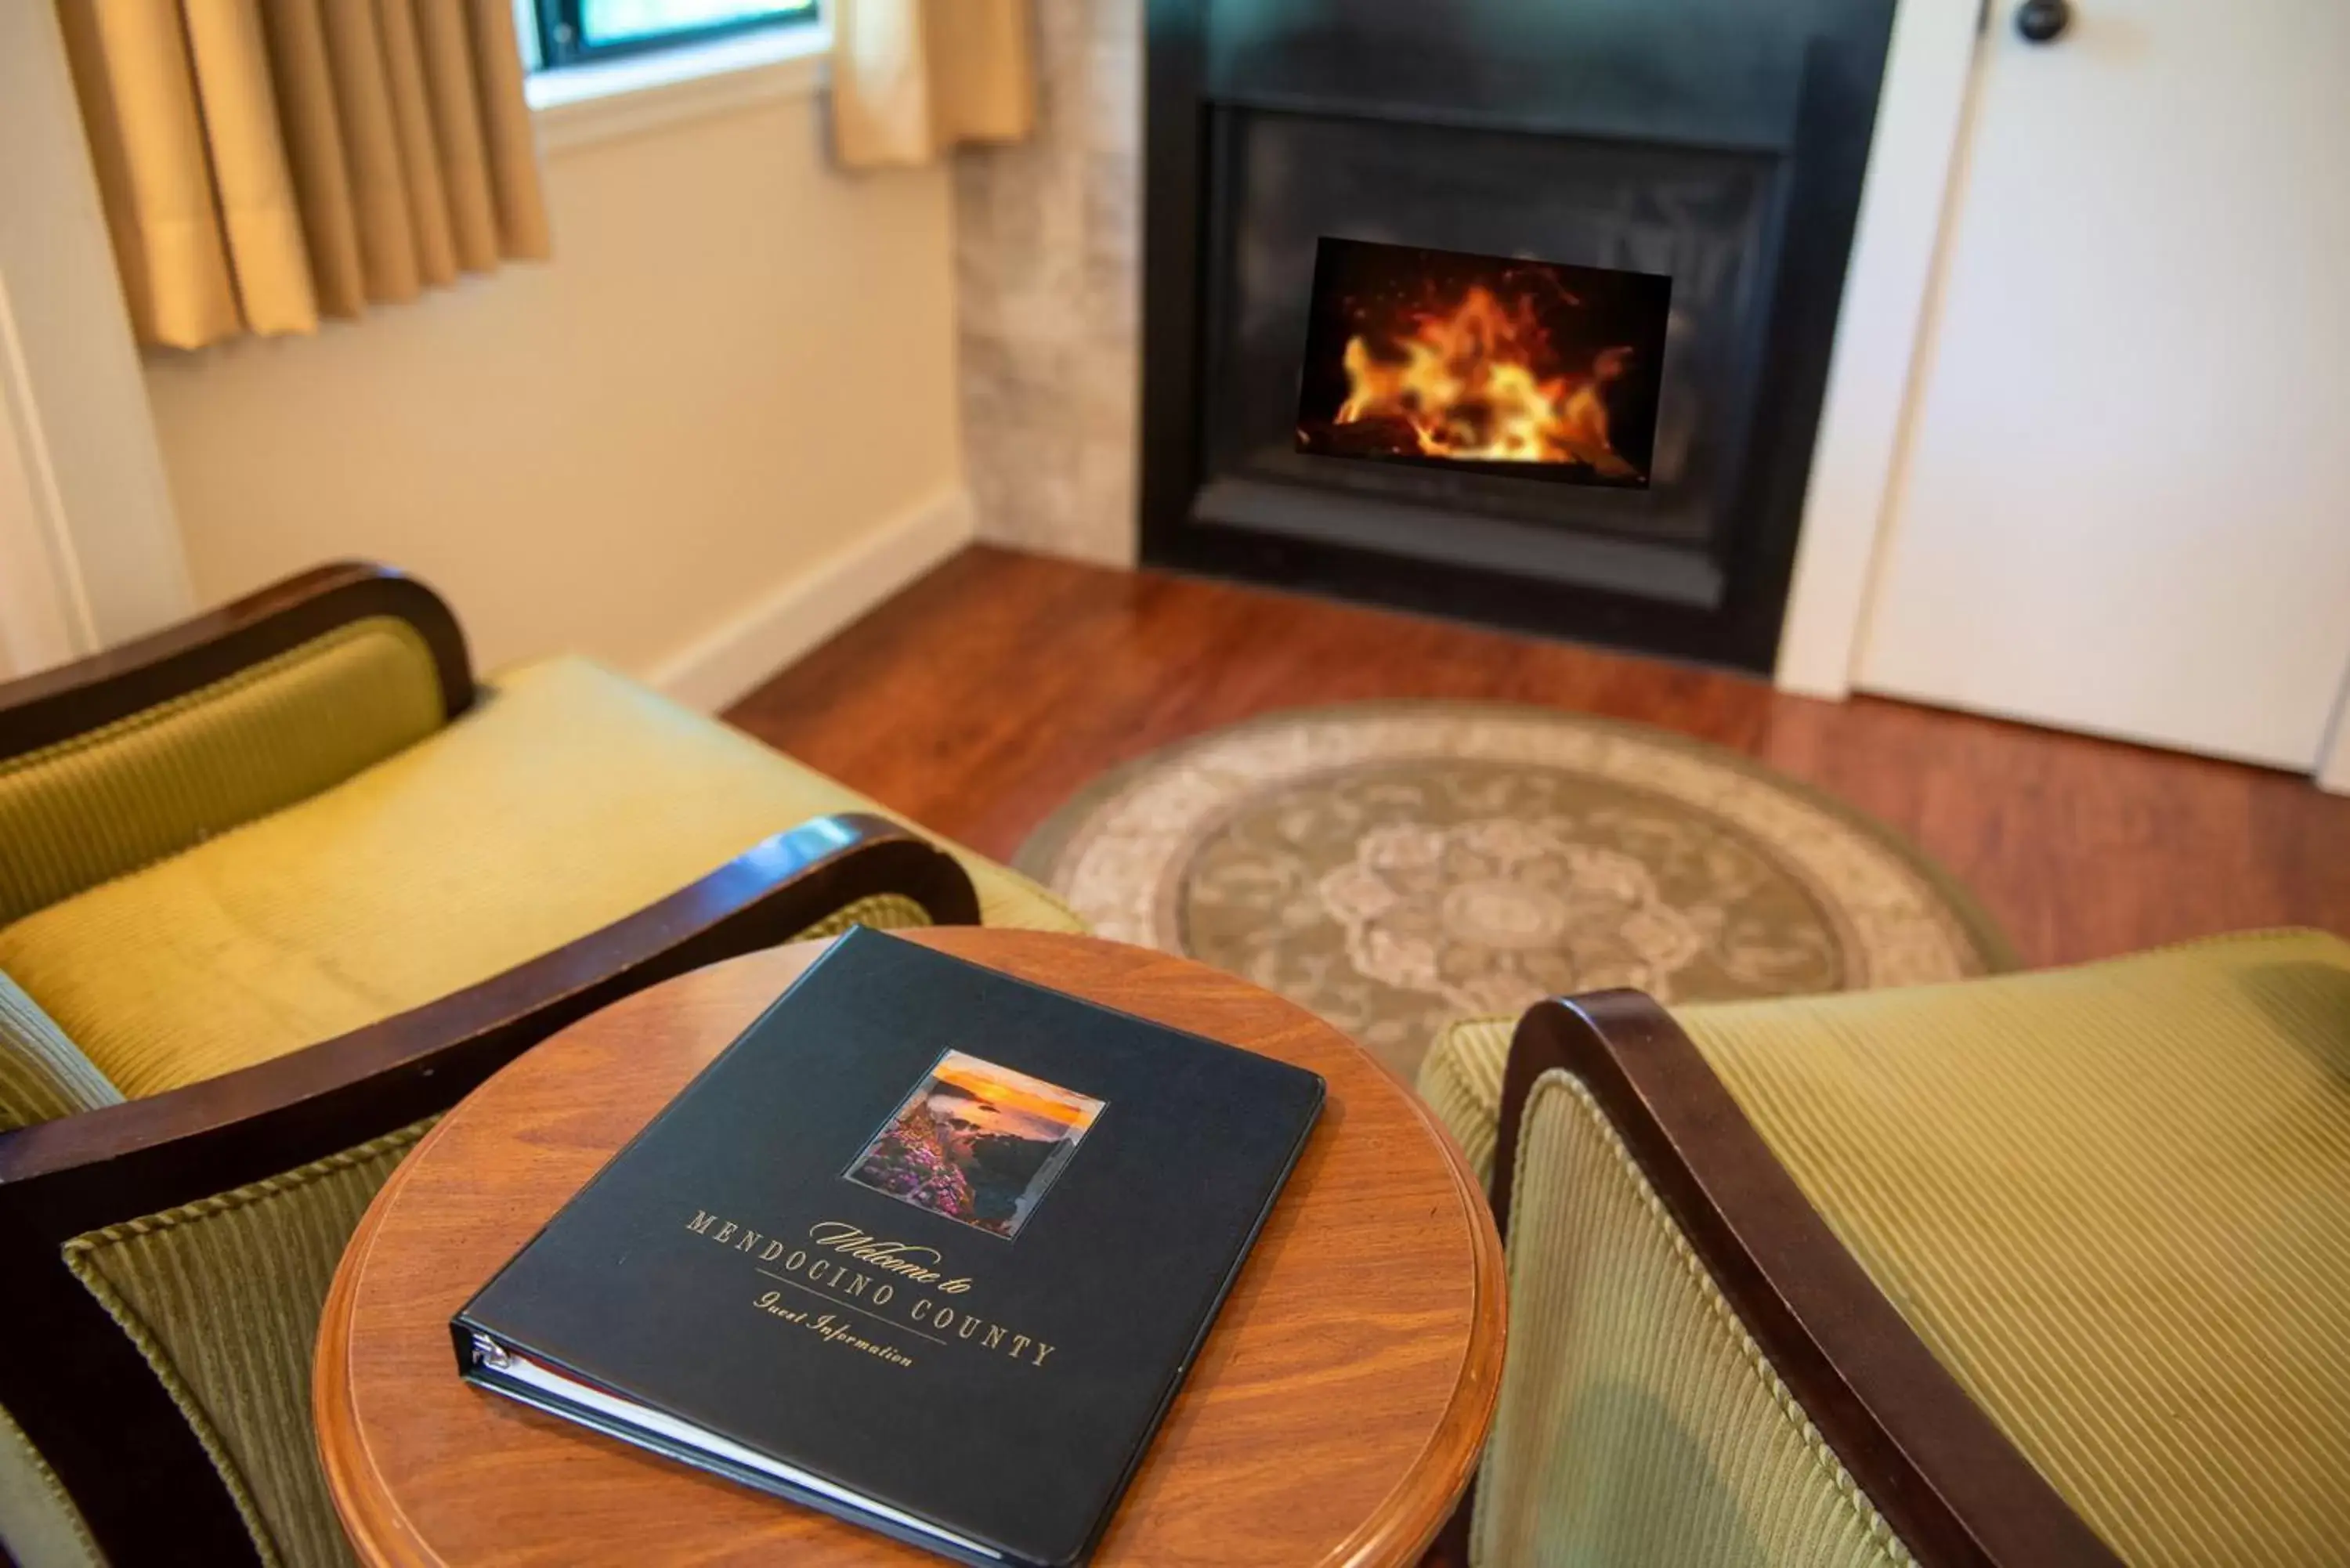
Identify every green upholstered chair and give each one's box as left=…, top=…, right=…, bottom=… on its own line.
left=0, top=563, right=1085, bottom=1568
left=1419, top=930, right=2350, bottom=1567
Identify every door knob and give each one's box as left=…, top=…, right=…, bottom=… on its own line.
left=2016, top=0, right=2072, bottom=42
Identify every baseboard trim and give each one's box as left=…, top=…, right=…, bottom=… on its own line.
left=647, top=486, right=974, bottom=712
left=2316, top=671, right=2350, bottom=795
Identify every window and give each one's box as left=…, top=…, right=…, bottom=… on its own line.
left=528, top=0, right=818, bottom=68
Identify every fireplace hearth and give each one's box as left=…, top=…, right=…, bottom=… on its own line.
left=1139, top=0, right=1900, bottom=671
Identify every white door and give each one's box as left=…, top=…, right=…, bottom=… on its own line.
left=1856, top=0, right=2350, bottom=769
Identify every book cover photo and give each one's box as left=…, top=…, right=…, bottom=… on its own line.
left=845, top=1049, right=1104, bottom=1239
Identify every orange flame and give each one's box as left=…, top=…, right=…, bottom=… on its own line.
left=1334, top=284, right=1636, bottom=476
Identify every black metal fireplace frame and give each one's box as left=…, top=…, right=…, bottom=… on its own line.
left=1137, top=0, right=1896, bottom=674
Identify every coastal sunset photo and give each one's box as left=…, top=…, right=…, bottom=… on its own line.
left=844, top=1051, right=1104, bottom=1238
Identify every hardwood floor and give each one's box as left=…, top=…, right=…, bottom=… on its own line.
left=727, top=546, right=2350, bottom=967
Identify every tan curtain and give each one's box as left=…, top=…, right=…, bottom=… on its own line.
left=55, top=0, right=551, bottom=351
left=830, top=0, right=1033, bottom=169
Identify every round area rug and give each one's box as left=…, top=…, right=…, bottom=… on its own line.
left=1015, top=703, right=2012, bottom=1080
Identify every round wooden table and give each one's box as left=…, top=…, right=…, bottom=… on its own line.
left=316, top=929, right=1505, bottom=1567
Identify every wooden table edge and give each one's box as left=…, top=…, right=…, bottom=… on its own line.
left=1326, top=1067, right=1508, bottom=1566
left=313, top=933, right=1510, bottom=1567
left=317, top=1112, right=457, bottom=1568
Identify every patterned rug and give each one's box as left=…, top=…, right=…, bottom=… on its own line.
left=1015, top=703, right=2012, bottom=1082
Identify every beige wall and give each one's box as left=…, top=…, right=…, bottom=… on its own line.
left=0, top=0, right=192, bottom=664
left=143, top=89, right=961, bottom=681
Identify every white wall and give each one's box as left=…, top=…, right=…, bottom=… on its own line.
left=143, top=74, right=967, bottom=697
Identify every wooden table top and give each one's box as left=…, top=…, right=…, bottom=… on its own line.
left=316, top=928, right=1506, bottom=1567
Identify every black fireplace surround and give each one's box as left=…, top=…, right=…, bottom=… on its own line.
left=1140, top=0, right=1900, bottom=672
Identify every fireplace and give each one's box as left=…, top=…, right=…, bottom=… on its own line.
left=1139, top=0, right=1900, bottom=671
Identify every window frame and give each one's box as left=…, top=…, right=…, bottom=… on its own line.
left=530, top=0, right=820, bottom=70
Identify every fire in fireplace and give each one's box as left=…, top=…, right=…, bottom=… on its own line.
left=1295, top=239, right=1671, bottom=490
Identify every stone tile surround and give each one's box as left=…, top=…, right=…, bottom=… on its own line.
left=954, top=0, right=1141, bottom=565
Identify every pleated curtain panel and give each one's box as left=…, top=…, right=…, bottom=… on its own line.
left=830, top=0, right=1034, bottom=169
left=56, top=0, right=551, bottom=352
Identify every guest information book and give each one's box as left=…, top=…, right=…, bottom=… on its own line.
left=454, top=929, right=1325, bottom=1566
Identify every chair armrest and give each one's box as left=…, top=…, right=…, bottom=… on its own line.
left=0, top=810, right=974, bottom=1567
left=0, top=562, right=472, bottom=764
left=0, top=812, right=974, bottom=1221
left=1475, top=993, right=2117, bottom=1568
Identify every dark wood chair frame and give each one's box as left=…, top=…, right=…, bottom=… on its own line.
left=1431, top=992, right=2123, bottom=1568
left=0, top=564, right=982, bottom=1566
